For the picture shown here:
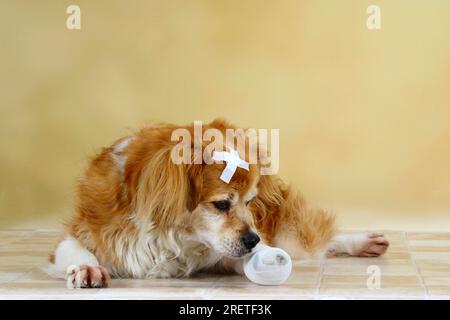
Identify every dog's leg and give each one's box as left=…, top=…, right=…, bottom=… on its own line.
left=253, top=176, right=337, bottom=260
left=327, top=232, right=389, bottom=257
left=254, top=177, right=390, bottom=260
left=50, top=236, right=111, bottom=288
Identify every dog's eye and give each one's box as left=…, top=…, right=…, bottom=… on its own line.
left=245, top=198, right=255, bottom=206
left=213, top=200, right=230, bottom=211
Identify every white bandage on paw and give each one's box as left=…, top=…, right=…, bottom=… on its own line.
left=243, top=244, right=292, bottom=286
left=212, top=148, right=249, bottom=183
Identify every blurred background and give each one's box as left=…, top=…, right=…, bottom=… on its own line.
left=0, top=0, right=449, bottom=231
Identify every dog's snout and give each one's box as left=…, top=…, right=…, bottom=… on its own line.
left=242, top=231, right=260, bottom=250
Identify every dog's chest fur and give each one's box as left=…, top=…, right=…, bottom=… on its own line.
left=104, top=226, right=222, bottom=279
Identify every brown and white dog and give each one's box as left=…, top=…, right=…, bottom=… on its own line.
left=49, top=119, right=389, bottom=288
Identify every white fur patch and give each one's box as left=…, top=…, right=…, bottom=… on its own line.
left=50, top=236, right=98, bottom=276
left=49, top=227, right=222, bottom=280
left=109, top=223, right=222, bottom=278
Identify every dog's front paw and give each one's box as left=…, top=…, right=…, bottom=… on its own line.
left=66, top=265, right=111, bottom=289
left=356, top=233, right=389, bottom=257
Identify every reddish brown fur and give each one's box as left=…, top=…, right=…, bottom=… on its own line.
left=56, top=119, right=337, bottom=275
left=253, top=175, right=336, bottom=252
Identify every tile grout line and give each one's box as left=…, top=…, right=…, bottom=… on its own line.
left=313, top=256, right=325, bottom=299
left=404, top=231, right=429, bottom=299
left=0, top=230, right=45, bottom=286
left=200, top=276, right=227, bottom=300
left=2, top=267, right=36, bottom=286
left=0, top=229, right=59, bottom=288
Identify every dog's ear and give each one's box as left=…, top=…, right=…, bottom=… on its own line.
left=186, top=163, right=203, bottom=212
left=134, top=146, right=202, bottom=230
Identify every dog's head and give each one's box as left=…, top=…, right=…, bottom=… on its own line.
left=188, top=160, right=261, bottom=257
left=133, top=119, right=263, bottom=258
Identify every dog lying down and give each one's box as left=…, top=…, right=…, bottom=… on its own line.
left=48, top=119, right=389, bottom=288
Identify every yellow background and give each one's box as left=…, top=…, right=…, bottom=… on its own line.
left=1, top=1, right=449, bottom=230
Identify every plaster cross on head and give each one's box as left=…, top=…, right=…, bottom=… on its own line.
left=212, top=147, right=249, bottom=183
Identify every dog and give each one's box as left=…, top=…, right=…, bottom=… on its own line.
left=49, top=119, right=389, bottom=288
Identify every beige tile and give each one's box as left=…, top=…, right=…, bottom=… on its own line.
left=291, top=259, right=321, bottom=268
left=426, top=286, right=450, bottom=297
left=412, top=252, right=450, bottom=260
left=319, top=274, right=425, bottom=298
left=205, top=284, right=316, bottom=299
left=0, top=265, right=35, bottom=273
left=202, top=273, right=317, bottom=298
left=422, top=276, right=450, bottom=286
left=324, top=256, right=414, bottom=275
left=382, top=251, right=411, bottom=260
left=319, top=273, right=425, bottom=298
left=33, top=229, right=61, bottom=235
left=407, top=233, right=450, bottom=241
left=13, top=267, right=53, bottom=282
left=214, top=274, right=252, bottom=284
left=10, top=240, right=55, bottom=247
left=321, top=275, right=421, bottom=287
left=416, top=259, right=450, bottom=269
left=95, top=296, right=205, bottom=300
left=415, top=260, right=450, bottom=277
left=0, top=272, right=26, bottom=284
left=110, top=276, right=218, bottom=289
left=377, top=231, right=406, bottom=244
left=208, top=295, right=313, bottom=300
left=204, top=269, right=320, bottom=287
left=5, top=281, right=68, bottom=289
left=319, top=286, right=426, bottom=298
left=324, top=263, right=417, bottom=276
left=325, top=256, right=410, bottom=265
left=2, top=228, right=450, bottom=299
left=410, top=246, right=450, bottom=252
left=0, top=250, right=51, bottom=257
left=90, top=274, right=222, bottom=299
left=0, top=242, right=53, bottom=248
left=384, top=238, right=407, bottom=247
left=384, top=244, right=409, bottom=252
left=0, top=287, right=102, bottom=299
left=285, top=271, right=320, bottom=286
left=0, top=256, right=47, bottom=266
left=13, top=235, right=56, bottom=241
left=417, top=270, right=450, bottom=277
left=408, top=240, right=450, bottom=247
left=0, top=230, right=34, bottom=238
left=291, top=265, right=321, bottom=273
left=97, top=287, right=209, bottom=299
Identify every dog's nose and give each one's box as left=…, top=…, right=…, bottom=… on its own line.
left=242, top=231, right=260, bottom=250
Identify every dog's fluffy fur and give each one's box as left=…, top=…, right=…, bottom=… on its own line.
left=50, top=119, right=389, bottom=288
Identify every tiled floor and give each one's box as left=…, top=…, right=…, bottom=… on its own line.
left=0, top=229, right=450, bottom=300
